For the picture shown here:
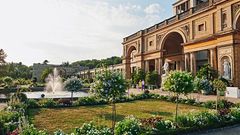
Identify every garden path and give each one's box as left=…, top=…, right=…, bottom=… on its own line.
left=128, top=89, right=240, bottom=103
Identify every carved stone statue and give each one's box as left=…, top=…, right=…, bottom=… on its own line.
left=223, top=59, right=231, bottom=80
left=162, top=61, right=169, bottom=75
left=161, top=61, right=169, bottom=89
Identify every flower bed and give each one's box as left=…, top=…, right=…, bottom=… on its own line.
left=2, top=92, right=240, bottom=134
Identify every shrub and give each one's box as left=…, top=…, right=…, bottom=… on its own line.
left=153, top=120, right=174, bottom=133
left=20, top=124, right=48, bottom=135
left=230, top=108, right=240, bottom=121
left=74, top=122, right=111, bottom=135
left=0, top=111, right=20, bottom=134
left=38, top=99, right=57, bottom=108
left=115, top=116, right=142, bottom=135
left=202, top=101, right=216, bottom=109
left=178, top=112, right=220, bottom=129
left=27, top=99, right=39, bottom=108
left=7, top=92, right=28, bottom=110
left=74, top=96, right=106, bottom=106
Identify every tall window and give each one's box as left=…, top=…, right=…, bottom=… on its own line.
left=196, top=50, right=209, bottom=71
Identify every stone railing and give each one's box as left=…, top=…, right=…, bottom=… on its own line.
left=123, top=0, right=226, bottom=42
left=193, top=1, right=210, bottom=13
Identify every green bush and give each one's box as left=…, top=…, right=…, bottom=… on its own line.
left=230, top=108, right=240, bottom=121
left=74, top=122, right=111, bottom=135
left=115, top=116, right=142, bottom=135
left=0, top=111, right=20, bottom=134
left=20, top=124, right=48, bottom=135
left=153, top=120, right=174, bottom=133
left=38, top=99, right=57, bottom=108
left=8, top=92, right=28, bottom=110
left=27, top=99, right=39, bottom=108
left=74, top=96, right=107, bottom=106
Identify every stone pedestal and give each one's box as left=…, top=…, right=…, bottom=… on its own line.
left=225, top=87, right=240, bottom=98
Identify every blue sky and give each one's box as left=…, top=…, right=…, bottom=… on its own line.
left=0, top=0, right=175, bottom=65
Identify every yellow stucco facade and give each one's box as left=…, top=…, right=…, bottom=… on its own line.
left=122, top=0, right=240, bottom=87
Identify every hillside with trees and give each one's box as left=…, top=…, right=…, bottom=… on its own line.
left=71, top=56, right=122, bottom=69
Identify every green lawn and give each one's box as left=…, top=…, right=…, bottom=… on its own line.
left=29, top=99, right=207, bottom=133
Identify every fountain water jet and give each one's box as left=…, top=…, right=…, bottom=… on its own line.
left=45, top=68, right=64, bottom=93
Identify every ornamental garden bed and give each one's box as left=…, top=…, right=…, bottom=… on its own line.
left=28, top=99, right=207, bottom=133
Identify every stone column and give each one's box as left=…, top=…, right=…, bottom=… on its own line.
left=155, top=59, right=159, bottom=72
left=190, top=52, right=196, bottom=75
left=145, top=61, right=149, bottom=72
left=185, top=53, right=190, bottom=72
left=210, top=48, right=217, bottom=70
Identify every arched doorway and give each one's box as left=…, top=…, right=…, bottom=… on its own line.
left=161, top=31, right=186, bottom=71
left=125, top=46, right=137, bottom=79
left=235, top=14, right=240, bottom=30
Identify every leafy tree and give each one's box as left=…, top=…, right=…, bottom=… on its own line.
left=41, top=68, right=53, bottom=82
left=64, top=77, right=83, bottom=102
left=132, top=69, right=145, bottom=85
left=213, top=79, right=227, bottom=111
left=71, top=56, right=122, bottom=69
left=163, top=71, right=194, bottom=124
left=0, top=49, right=7, bottom=64
left=197, top=64, right=218, bottom=81
left=91, top=69, right=127, bottom=130
left=145, top=71, right=158, bottom=86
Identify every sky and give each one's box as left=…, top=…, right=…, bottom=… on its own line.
left=0, top=0, right=175, bottom=66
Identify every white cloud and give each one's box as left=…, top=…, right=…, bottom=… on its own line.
left=0, top=0, right=166, bottom=65
left=144, top=3, right=164, bottom=15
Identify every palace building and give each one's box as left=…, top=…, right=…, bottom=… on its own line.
left=79, top=0, right=240, bottom=88
left=122, top=0, right=240, bottom=87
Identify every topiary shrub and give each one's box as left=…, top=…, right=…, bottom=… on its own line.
left=114, top=116, right=142, bottom=135
left=38, top=99, right=57, bottom=108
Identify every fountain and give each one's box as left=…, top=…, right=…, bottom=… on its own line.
left=21, top=68, right=89, bottom=99
left=45, top=68, right=64, bottom=93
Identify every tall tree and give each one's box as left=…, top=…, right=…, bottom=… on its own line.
left=0, top=49, right=7, bottom=64
left=91, top=69, right=127, bottom=131
left=163, top=71, right=194, bottom=125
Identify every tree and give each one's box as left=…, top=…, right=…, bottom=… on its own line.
left=64, top=77, right=83, bottom=102
left=41, top=68, right=53, bottom=82
left=91, top=69, right=127, bottom=131
left=132, top=69, right=145, bottom=85
left=145, top=71, right=158, bottom=87
left=43, top=60, right=49, bottom=65
left=163, top=71, right=194, bottom=124
left=213, top=79, right=227, bottom=111
left=0, top=49, right=7, bottom=64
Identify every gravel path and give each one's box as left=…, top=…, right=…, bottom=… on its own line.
left=129, top=89, right=240, bottom=103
